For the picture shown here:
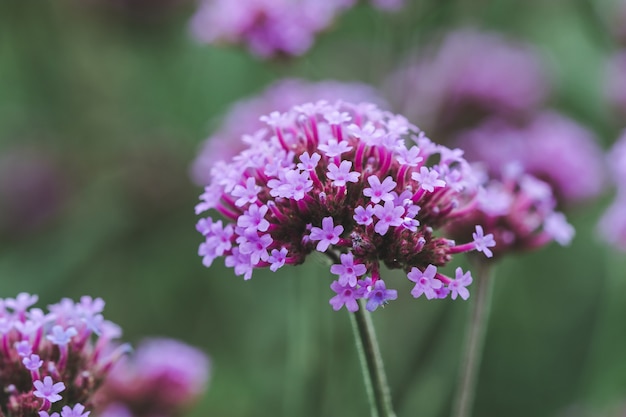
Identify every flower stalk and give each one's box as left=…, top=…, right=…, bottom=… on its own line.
left=452, top=260, right=495, bottom=417
left=349, top=300, right=397, bottom=417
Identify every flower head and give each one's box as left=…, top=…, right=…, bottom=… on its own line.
left=0, top=294, right=128, bottom=416
left=195, top=100, right=491, bottom=310
left=447, top=167, right=574, bottom=258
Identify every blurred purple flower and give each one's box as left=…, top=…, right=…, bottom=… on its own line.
left=598, top=132, right=626, bottom=251
left=190, top=78, right=388, bottom=185
left=195, top=100, right=494, bottom=310
left=189, top=0, right=404, bottom=58
left=97, top=338, right=210, bottom=416
left=454, top=112, right=606, bottom=206
left=189, top=0, right=353, bottom=58
left=385, top=28, right=549, bottom=136
left=447, top=167, right=574, bottom=259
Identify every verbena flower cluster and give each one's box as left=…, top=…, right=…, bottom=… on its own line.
left=385, top=28, right=549, bottom=137
left=189, top=0, right=403, bottom=58
left=190, top=78, right=387, bottom=186
left=455, top=112, right=606, bottom=206
left=0, top=293, right=128, bottom=417
left=598, top=132, right=626, bottom=251
left=195, top=101, right=495, bottom=311
left=95, top=338, right=210, bottom=417
left=446, top=164, right=575, bottom=259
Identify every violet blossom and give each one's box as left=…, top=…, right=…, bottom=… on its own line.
left=195, top=100, right=495, bottom=311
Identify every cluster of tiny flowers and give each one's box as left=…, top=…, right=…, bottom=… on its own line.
left=0, top=293, right=129, bottom=417
left=446, top=164, right=575, bottom=259
left=195, top=100, right=495, bottom=311
left=190, top=78, right=387, bottom=186
left=385, top=28, right=549, bottom=137
left=454, top=112, right=606, bottom=206
left=95, top=338, right=210, bottom=417
left=598, top=131, right=626, bottom=251
left=188, top=0, right=403, bottom=58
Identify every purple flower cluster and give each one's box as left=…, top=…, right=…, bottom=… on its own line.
left=455, top=112, right=606, bottom=206
left=188, top=0, right=404, bottom=58
left=386, top=29, right=549, bottom=137
left=195, top=100, right=495, bottom=311
left=0, top=293, right=129, bottom=417
left=598, top=132, right=626, bottom=251
left=190, top=78, right=387, bottom=185
left=446, top=165, right=575, bottom=258
left=95, top=338, right=210, bottom=417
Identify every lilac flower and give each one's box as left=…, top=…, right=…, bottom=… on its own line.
left=373, top=201, right=405, bottom=235
left=47, top=325, right=78, bottom=346
left=331, top=253, right=367, bottom=287
left=364, top=280, right=398, bottom=311
left=412, top=166, right=446, bottom=192
left=472, top=225, right=496, bottom=258
left=408, top=265, right=443, bottom=300
left=353, top=205, right=375, bottom=226
left=60, top=404, right=90, bottom=417
left=310, top=217, right=344, bottom=252
left=448, top=268, right=473, bottom=300
left=97, top=338, right=210, bottom=415
left=268, top=247, right=289, bottom=271
left=195, top=101, right=488, bottom=310
left=237, top=204, right=270, bottom=233
left=327, top=161, right=360, bottom=186
left=329, top=281, right=365, bottom=312
left=40, top=412, right=60, bottom=417
left=363, top=176, right=397, bottom=203
left=33, top=376, right=65, bottom=403
left=23, top=354, right=43, bottom=371
left=231, top=177, right=261, bottom=207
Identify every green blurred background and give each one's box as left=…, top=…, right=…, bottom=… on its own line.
left=1, top=0, right=625, bottom=416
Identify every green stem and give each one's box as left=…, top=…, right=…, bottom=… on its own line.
left=349, top=299, right=397, bottom=417
left=452, top=261, right=495, bottom=417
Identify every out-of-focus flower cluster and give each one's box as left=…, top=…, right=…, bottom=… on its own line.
left=95, top=338, right=210, bottom=417
left=195, top=100, right=497, bottom=311
left=189, top=0, right=403, bottom=58
left=598, top=132, right=626, bottom=251
left=0, top=293, right=128, bottom=417
left=190, top=78, right=387, bottom=185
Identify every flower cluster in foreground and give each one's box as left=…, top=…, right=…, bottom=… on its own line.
left=195, top=101, right=495, bottom=311
left=0, top=293, right=129, bottom=417
left=95, top=338, right=210, bottom=417
left=189, top=0, right=403, bottom=58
